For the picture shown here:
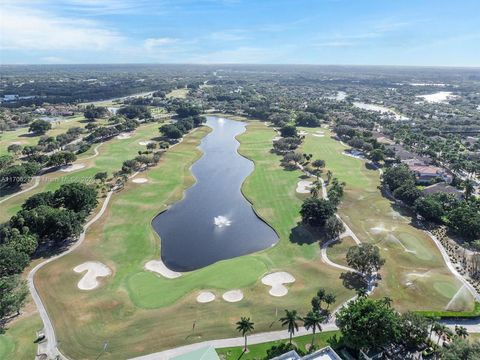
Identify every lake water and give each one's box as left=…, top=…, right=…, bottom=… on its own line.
left=353, top=102, right=408, bottom=121
left=152, top=116, right=279, bottom=271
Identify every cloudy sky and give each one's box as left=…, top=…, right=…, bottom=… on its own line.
left=0, top=0, right=479, bottom=66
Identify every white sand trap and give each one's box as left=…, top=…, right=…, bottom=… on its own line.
left=296, top=180, right=313, bottom=194
left=132, top=177, right=148, bottom=184
left=10, top=141, right=22, bottom=145
left=60, top=163, right=85, bottom=172
left=116, top=133, right=132, bottom=139
left=139, top=140, right=155, bottom=146
left=312, top=134, right=325, bottom=137
left=272, top=136, right=282, bottom=142
left=145, top=260, right=182, bottom=279
left=197, top=291, right=216, bottom=303
left=73, top=261, right=111, bottom=290
left=222, top=290, right=244, bottom=302
left=261, top=272, right=296, bottom=297
left=298, top=131, right=308, bottom=136
left=369, top=224, right=387, bottom=234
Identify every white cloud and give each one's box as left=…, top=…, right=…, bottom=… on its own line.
left=40, top=56, right=66, bottom=63
left=143, top=37, right=178, bottom=51
left=0, top=5, right=124, bottom=50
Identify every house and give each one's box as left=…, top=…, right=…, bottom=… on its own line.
left=171, top=345, right=220, bottom=360
left=271, top=346, right=342, bottom=360
left=408, top=164, right=453, bottom=184
left=422, top=182, right=464, bottom=199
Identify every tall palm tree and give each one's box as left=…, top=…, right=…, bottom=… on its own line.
left=455, top=325, right=469, bottom=339
left=280, top=309, right=301, bottom=344
left=303, top=310, right=324, bottom=347
left=310, top=181, right=323, bottom=198
left=324, top=294, right=336, bottom=310
left=236, top=317, right=255, bottom=352
left=326, top=170, right=333, bottom=184
left=434, top=323, right=449, bottom=345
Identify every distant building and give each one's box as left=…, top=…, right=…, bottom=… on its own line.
left=271, top=346, right=342, bottom=360
left=408, top=164, right=453, bottom=184
left=422, top=182, right=464, bottom=199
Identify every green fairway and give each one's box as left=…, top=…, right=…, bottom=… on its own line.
left=300, top=127, right=474, bottom=312
left=325, top=236, right=357, bottom=268
left=34, top=121, right=352, bottom=359
left=0, top=314, right=43, bottom=360
left=0, top=122, right=162, bottom=221
left=216, top=330, right=341, bottom=360
left=0, top=115, right=95, bottom=156
left=166, top=88, right=189, bottom=98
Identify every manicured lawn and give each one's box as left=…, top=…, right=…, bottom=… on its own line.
left=216, top=330, right=341, bottom=360
left=300, top=127, right=474, bottom=313
left=0, top=122, right=162, bottom=221
left=325, top=236, right=357, bottom=268
left=166, top=88, right=189, bottom=98
left=0, top=313, right=43, bottom=360
left=0, top=115, right=94, bottom=156
left=34, top=120, right=352, bottom=359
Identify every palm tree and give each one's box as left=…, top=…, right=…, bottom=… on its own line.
left=455, top=325, right=468, bottom=339
left=236, top=317, right=255, bottom=352
left=303, top=310, right=324, bottom=347
left=324, top=294, right=336, bottom=310
left=356, top=287, right=368, bottom=298
left=326, top=170, right=333, bottom=184
left=310, top=181, right=323, bottom=198
left=280, top=309, right=301, bottom=344
left=434, top=323, right=449, bottom=346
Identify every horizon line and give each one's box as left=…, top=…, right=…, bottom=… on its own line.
left=0, top=63, right=479, bottom=69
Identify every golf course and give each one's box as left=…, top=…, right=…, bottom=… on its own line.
left=6, top=118, right=468, bottom=359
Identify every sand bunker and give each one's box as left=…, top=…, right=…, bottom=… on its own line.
left=296, top=180, right=313, bottom=194
left=261, top=272, right=296, bottom=297
left=272, top=136, right=282, bottom=142
left=298, top=131, right=308, bottom=136
left=222, top=290, right=244, bottom=302
left=132, top=177, right=148, bottom=184
left=116, top=133, right=132, bottom=140
left=139, top=140, right=155, bottom=146
left=145, top=260, right=182, bottom=279
left=313, top=131, right=325, bottom=137
left=312, top=134, right=325, bottom=137
left=60, top=163, right=85, bottom=172
left=73, top=261, right=111, bottom=290
left=197, top=291, right=216, bottom=303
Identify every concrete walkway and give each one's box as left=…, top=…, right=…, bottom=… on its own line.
left=29, top=189, right=115, bottom=360
left=0, top=176, right=40, bottom=204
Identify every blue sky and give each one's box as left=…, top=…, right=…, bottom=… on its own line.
left=0, top=0, right=479, bottom=66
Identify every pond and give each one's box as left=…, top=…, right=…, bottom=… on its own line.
left=152, top=116, right=279, bottom=271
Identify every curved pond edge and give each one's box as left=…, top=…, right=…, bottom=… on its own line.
left=148, top=117, right=280, bottom=274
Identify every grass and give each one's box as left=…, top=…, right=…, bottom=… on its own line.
left=325, top=236, right=357, bottom=268
left=166, top=88, right=189, bottom=99
left=216, top=330, right=341, bottom=360
left=300, top=127, right=474, bottom=312
left=0, top=122, right=162, bottom=221
left=33, top=120, right=352, bottom=359
left=416, top=302, right=480, bottom=319
left=0, top=313, right=43, bottom=360
left=0, top=115, right=96, bottom=156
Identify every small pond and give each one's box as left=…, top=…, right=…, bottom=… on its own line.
left=152, top=116, right=279, bottom=271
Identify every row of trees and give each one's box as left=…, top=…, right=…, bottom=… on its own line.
left=159, top=116, right=206, bottom=140
left=0, top=182, right=98, bottom=332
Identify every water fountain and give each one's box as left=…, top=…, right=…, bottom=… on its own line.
left=214, top=216, right=231, bottom=227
